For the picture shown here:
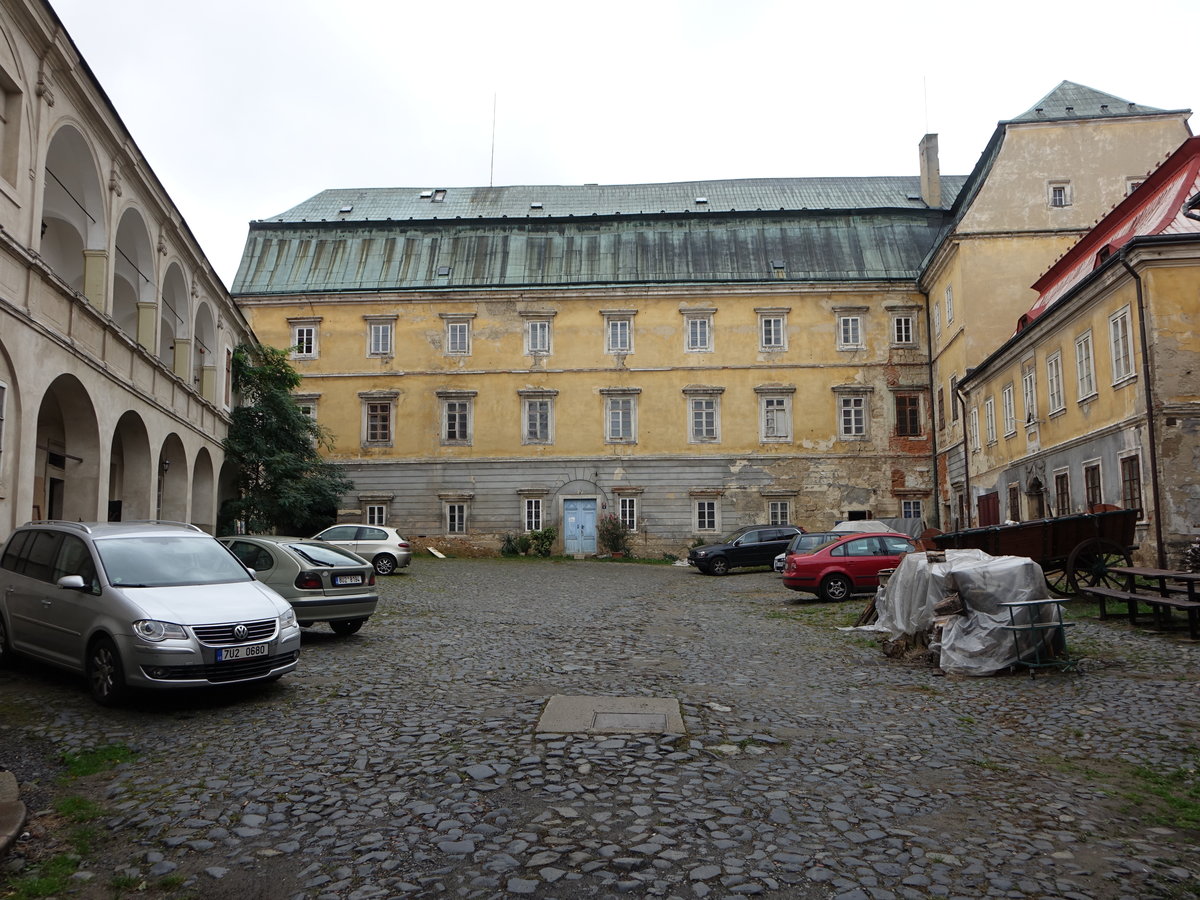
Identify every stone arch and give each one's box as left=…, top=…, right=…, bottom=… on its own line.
left=108, top=410, right=152, bottom=521
left=156, top=433, right=188, bottom=522
left=0, top=335, right=20, bottom=534
left=217, top=457, right=240, bottom=534
left=36, top=374, right=101, bottom=522
left=113, top=207, right=155, bottom=346
left=40, top=124, right=106, bottom=295
left=191, top=447, right=216, bottom=533
left=193, top=298, right=218, bottom=400
left=160, top=262, right=189, bottom=373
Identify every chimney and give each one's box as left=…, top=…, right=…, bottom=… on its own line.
left=919, top=133, right=941, bottom=208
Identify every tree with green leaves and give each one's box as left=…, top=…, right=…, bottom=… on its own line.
left=220, top=344, right=353, bottom=535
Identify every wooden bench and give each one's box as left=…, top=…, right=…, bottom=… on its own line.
left=1084, top=585, right=1200, bottom=639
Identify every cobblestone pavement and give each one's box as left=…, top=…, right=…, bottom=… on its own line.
left=2, top=559, right=1199, bottom=900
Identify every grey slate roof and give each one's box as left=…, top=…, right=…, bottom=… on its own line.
left=262, top=176, right=968, bottom=226
left=1011, top=81, right=1179, bottom=123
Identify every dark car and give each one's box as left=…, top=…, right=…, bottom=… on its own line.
left=688, top=525, right=804, bottom=575
left=782, top=532, right=917, bottom=601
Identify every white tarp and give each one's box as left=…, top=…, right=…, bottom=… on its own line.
left=874, top=549, right=1059, bottom=676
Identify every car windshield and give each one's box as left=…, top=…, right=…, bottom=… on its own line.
left=96, top=536, right=252, bottom=587
left=283, top=542, right=364, bottom=567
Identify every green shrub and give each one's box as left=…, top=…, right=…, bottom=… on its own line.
left=529, top=527, right=556, bottom=557
left=500, top=532, right=520, bottom=556
left=597, top=514, right=632, bottom=555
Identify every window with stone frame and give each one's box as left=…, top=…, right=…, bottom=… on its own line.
left=695, top=500, right=717, bottom=532
left=894, top=393, right=921, bottom=437
left=1046, top=351, right=1065, bottom=414
left=768, top=500, right=791, bottom=526
left=1075, top=330, right=1096, bottom=399
left=1120, top=455, right=1143, bottom=517
left=838, top=394, right=867, bottom=438
left=758, top=311, right=788, bottom=350
left=619, top=496, right=637, bottom=532
left=758, top=388, right=794, bottom=442
left=367, top=319, right=394, bottom=357
left=1054, top=470, right=1071, bottom=516
left=366, top=504, right=387, bottom=526
left=365, top=401, right=391, bottom=444
left=525, top=319, right=552, bottom=355
left=902, top=500, right=922, bottom=520
left=1084, top=462, right=1102, bottom=510
left=438, top=390, right=476, bottom=445
left=290, top=318, right=320, bottom=359
left=441, top=314, right=475, bottom=356
left=1007, top=483, right=1021, bottom=521
left=892, top=314, right=914, bottom=345
left=1109, top=307, right=1134, bottom=383
left=683, top=310, right=714, bottom=352
left=1002, top=383, right=1016, bottom=435
left=603, top=390, right=639, bottom=443
left=525, top=498, right=543, bottom=532
left=446, top=502, right=467, bottom=534
left=984, top=397, right=996, bottom=444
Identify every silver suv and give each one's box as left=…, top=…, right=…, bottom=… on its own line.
left=0, top=521, right=301, bottom=705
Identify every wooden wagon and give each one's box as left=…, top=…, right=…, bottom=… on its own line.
left=931, top=507, right=1138, bottom=595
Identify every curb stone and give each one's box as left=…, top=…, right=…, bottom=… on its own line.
left=0, top=770, right=27, bottom=858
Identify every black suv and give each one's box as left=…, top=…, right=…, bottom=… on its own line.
left=688, top=525, right=804, bottom=575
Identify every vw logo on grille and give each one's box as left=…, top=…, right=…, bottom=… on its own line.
left=233, top=624, right=249, bottom=641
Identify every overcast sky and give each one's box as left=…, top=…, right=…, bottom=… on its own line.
left=50, top=0, right=1198, bottom=289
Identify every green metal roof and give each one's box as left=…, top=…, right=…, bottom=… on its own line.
left=233, top=208, right=956, bottom=294
left=1010, top=81, right=1181, bottom=123
left=259, top=176, right=967, bottom=226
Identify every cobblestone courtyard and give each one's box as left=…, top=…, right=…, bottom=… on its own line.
left=2, top=558, right=1199, bottom=899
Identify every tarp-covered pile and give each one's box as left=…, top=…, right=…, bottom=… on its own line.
left=873, top=549, right=1060, bottom=676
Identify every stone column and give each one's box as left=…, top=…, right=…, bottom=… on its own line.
left=136, top=301, right=157, bottom=351
left=172, top=337, right=192, bottom=381
left=201, top=364, right=216, bottom=401
left=82, top=249, right=107, bottom=309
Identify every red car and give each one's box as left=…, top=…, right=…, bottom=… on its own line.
left=782, top=532, right=917, bottom=601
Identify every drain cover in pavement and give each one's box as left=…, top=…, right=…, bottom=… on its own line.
left=537, top=695, right=684, bottom=734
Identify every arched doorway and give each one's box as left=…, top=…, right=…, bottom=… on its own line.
left=156, top=434, right=188, bottom=522
left=35, top=375, right=101, bottom=522
left=192, top=448, right=215, bottom=533
left=108, top=411, right=152, bottom=521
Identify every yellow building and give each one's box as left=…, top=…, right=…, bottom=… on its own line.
left=0, top=0, right=253, bottom=537
left=232, top=84, right=1193, bottom=556
left=958, top=136, right=1200, bottom=567
left=919, top=83, right=1191, bottom=531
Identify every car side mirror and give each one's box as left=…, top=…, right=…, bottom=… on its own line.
left=57, top=575, right=87, bottom=590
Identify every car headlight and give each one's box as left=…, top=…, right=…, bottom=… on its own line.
left=279, top=606, right=298, bottom=629
left=694, top=550, right=708, bottom=558
left=133, top=620, right=188, bottom=642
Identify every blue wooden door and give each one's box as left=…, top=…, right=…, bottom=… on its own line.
left=563, top=499, right=597, bottom=554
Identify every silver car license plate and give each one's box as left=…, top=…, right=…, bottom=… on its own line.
left=334, top=574, right=363, bottom=585
left=216, top=643, right=268, bottom=662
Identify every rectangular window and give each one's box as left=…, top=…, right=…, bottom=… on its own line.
left=1075, top=331, right=1096, bottom=399
left=895, top=394, right=921, bottom=437
left=368, top=321, right=393, bottom=357
left=761, top=395, right=792, bottom=441
left=366, top=504, right=387, bottom=526
left=524, top=398, right=552, bottom=444
left=1008, top=484, right=1021, bottom=521
left=1022, top=363, right=1037, bottom=424
left=444, top=400, right=471, bottom=443
left=969, top=407, right=980, bottom=451
left=695, top=500, right=717, bottom=532
left=1110, top=307, right=1134, bottom=382
left=1002, top=384, right=1016, bottom=435
left=606, top=396, right=636, bottom=442
left=839, top=395, right=866, bottom=438
left=1084, top=462, right=1102, bottom=510
left=446, top=503, right=466, bottom=534
left=949, top=374, right=959, bottom=422
left=607, top=317, right=632, bottom=353
left=690, top=397, right=719, bottom=442
left=945, top=286, right=954, bottom=323
left=933, top=302, right=942, bottom=339
left=366, top=402, right=391, bottom=443
left=838, top=315, right=862, bottom=349
left=1120, top=455, right=1143, bottom=517
left=1054, top=471, right=1071, bottom=516
left=892, top=315, right=914, bottom=345
left=768, top=500, right=790, bottom=526
left=525, top=498, right=543, bottom=532
left=937, top=387, right=945, bottom=429
left=446, top=320, right=471, bottom=355
left=984, top=397, right=996, bottom=444
left=760, top=315, right=786, bottom=350
left=292, top=325, right=316, bottom=358
left=1047, top=352, right=1065, bottom=413
left=526, top=320, right=551, bottom=355
left=902, top=500, right=922, bottom=520
left=619, top=497, right=637, bottom=532
left=1049, top=182, right=1071, bottom=208
left=685, top=315, right=712, bottom=352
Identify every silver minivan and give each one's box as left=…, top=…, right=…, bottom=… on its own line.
left=0, top=521, right=301, bottom=705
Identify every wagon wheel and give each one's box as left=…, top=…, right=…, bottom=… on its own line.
left=1041, top=558, right=1073, bottom=597
left=1066, top=538, right=1132, bottom=594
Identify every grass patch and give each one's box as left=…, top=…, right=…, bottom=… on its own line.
left=54, top=794, right=104, bottom=823
left=1054, top=753, right=1200, bottom=832
left=60, top=743, right=137, bottom=779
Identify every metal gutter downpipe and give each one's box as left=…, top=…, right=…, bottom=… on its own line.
left=925, top=297, right=941, bottom=529
left=956, top=386, right=971, bottom=529
left=1119, top=254, right=1167, bottom=568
